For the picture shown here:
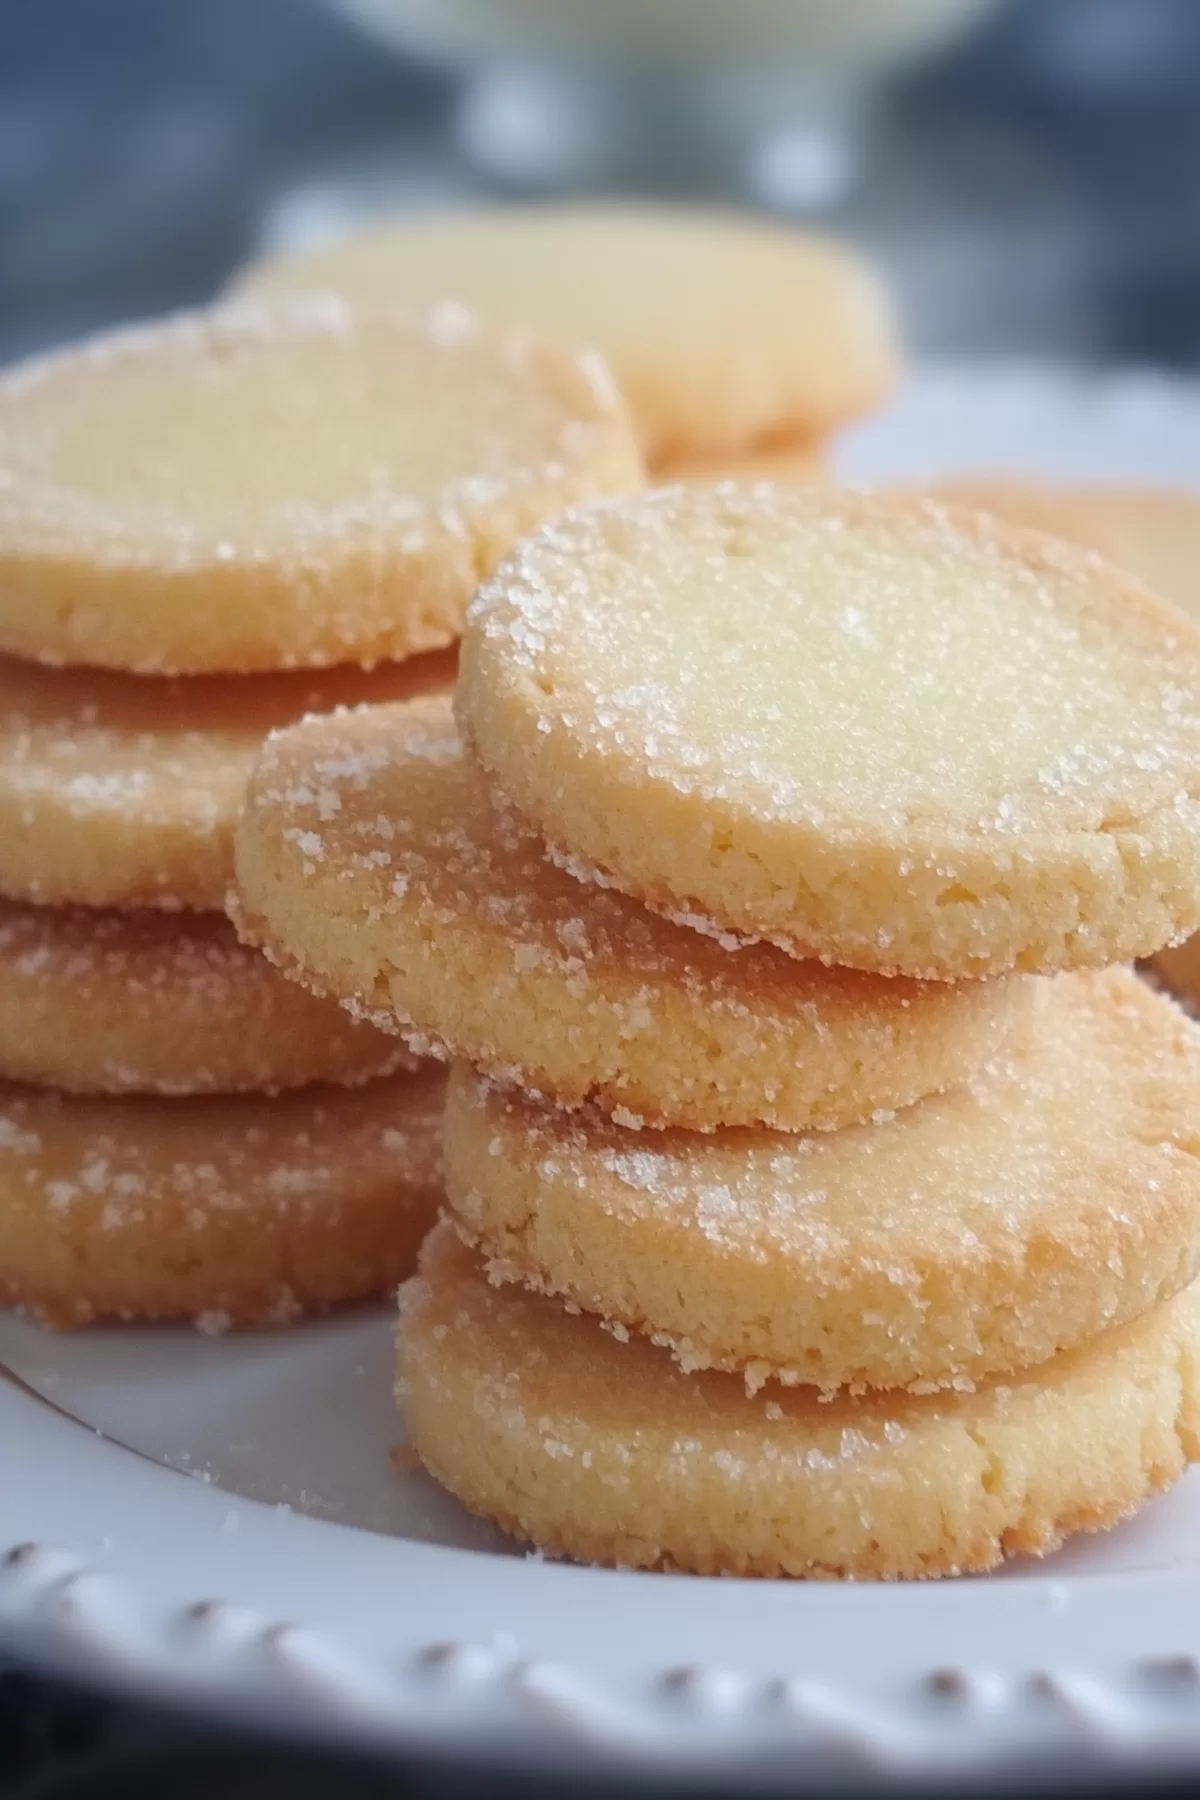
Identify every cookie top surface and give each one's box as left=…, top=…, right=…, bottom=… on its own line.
left=237, top=203, right=899, bottom=463
left=0, top=297, right=640, bottom=672
left=458, top=485, right=1200, bottom=977
left=442, top=967, right=1200, bottom=1391
left=0, top=646, right=453, bottom=910
left=235, top=695, right=1026, bottom=1131
left=400, top=1223, right=1200, bottom=1578
left=921, top=479, right=1200, bottom=622
left=0, top=900, right=408, bottom=1095
left=0, top=1065, right=445, bottom=1327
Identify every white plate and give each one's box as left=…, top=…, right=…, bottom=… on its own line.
left=5, top=362, right=1200, bottom=1786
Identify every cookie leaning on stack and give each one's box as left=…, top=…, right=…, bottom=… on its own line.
left=236, top=483, right=1200, bottom=1577
left=0, top=292, right=642, bottom=1327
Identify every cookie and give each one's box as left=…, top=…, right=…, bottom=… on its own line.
left=0, top=646, right=453, bottom=910
left=0, top=1065, right=445, bottom=1327
left=235, top=696, right=1027, bottom=1131
left=916, top=480, right=1200, bottom=622
left=0, top=900, right=409, bottom=1095
left=236, top=204, right=899, bottom=467
left=399, top=1223, right=1200, bottom=1578
left=655, top=440, right=825, bottom=486
left=458, top=486, right=1200, bottom=979
left=443, top=968, right=1200, bottom=1392
left=923, top=481, right=1200, bottom=1006
left=0, top=296, right=640, bottom=674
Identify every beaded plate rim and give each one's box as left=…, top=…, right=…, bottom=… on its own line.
left=6, top=360, right=1200, bottom=1783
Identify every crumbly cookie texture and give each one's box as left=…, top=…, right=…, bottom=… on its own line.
left=0, top=647, right=453, bottom=911
left=443, top=968, right=1200, bottom=1393
left=399, top=1224, right=1200, bottom=1579
left=0, top=900, right=410, bottom=1095
left=0, top=1065, right=444, bottom=1327
left=234, top=695, right=1027, bottom=1132
left=235, top=203, right=899, bottom=466
left=458, top=486, right=1200, bottom=979
left=0, top=296, right=641, bottom=673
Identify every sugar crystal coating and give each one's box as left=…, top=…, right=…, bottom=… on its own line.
left=458, top=486, right=1200, bottom=977
left=914, top=479, right=1200, bottom=627
left=0, top=296, right=641, bottom=672
left=234, top=695, right=1028, bottom=1131
left=443, top=968, right=1200, bottom=1391
left=0, top=899, right=409, bottom=1095
left=0, top=1065, right=445, bottom=1326
left=399, top=1223, right=1200, bottom=1578
left=0, top=647, right=453, bottom=910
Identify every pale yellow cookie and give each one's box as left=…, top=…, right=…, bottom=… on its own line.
left=235, top=696, right=1027, bottom=1131
left=650, top=439, right=826, bottom=486
left=914, top=483, right=1200, bottom=1000
left=459, top=487, right=1200, bottom=979
left=0, top=900, right=409, bottom=1095
left=0, top=296, right=640, bottom=674
left=922, top=481, right=1200, bottom=1004
left=0, top=1065, right=444, bottom=1327
left=0, top=647, right=453, bottom=910
left=443, top=968, right=1200, bottom=1392
left=400, top=1224, right=1200, bottom=1578
left=236, top=204, right=899, bottom=466
left=915, top=480, right=1200, bottom=622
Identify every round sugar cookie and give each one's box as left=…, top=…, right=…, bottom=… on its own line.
left=235, top=696, right=1027, bottom=1131
left=458, top=486, right=1200, bottom=979
left=0, top=1065, right=445, bottom=1327
left=236, top=204, right=899, bottom=466
left=443, top=967, right=1200, bottom=1393
left=651, top=439, right=826, bottom=487
left=0, top=296, right=640, bottom=674
left=400, top=1224, right=1200, bottom=1579
left=0, top=646, right=453, bottom=911
left=916, top=480, right=1200, bottom=623
left=0, top=900, right=409, bottom=1095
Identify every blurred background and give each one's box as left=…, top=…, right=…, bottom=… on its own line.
left=4, top=0, right=1200, bottom=368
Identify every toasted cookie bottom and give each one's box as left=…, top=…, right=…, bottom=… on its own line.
left=399, top=1224, right=1200, bottom=1580
left=0, top=1066, right=444, bottom=1327
left=652, top=437, right=826, bottom=486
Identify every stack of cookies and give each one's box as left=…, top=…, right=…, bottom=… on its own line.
left=0, top=289, right=640, bottom=1328
left=237, top=483, right=1200, bottom=1579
